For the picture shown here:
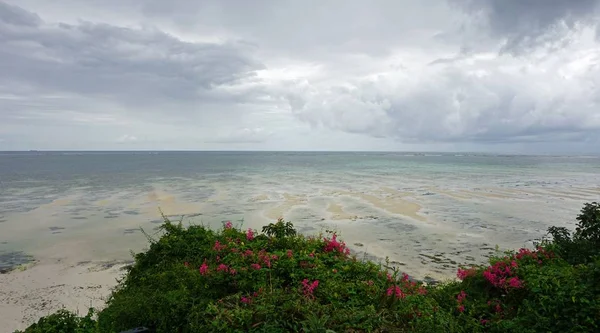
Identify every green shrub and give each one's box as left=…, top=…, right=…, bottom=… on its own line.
left=15, top=309, right=96, bottom=333
left=16, top=203, right=600, bottom=333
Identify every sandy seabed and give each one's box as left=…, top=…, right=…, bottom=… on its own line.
left=1, top=181, right=599, bottom=330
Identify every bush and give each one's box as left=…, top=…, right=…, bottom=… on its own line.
left=547, top=201, right=600, bottom=265
left=16, top=204, right=600, bottom=333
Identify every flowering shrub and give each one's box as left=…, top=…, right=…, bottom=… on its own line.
left=18, top=203, right=600, bottom=333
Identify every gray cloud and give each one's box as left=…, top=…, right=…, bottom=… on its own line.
left=287, top=37, right=600, bottom=144
left=1, top=0, right=599, bottom=152
left=451, top=0, right=600, bottom=53
left=0, top=1, right=266, bottom=122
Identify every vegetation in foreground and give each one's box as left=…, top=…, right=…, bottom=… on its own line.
left=18, top=202, right=600, bottom=332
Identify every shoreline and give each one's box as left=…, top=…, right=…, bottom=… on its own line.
left=0, top=259, right=129, bottom=333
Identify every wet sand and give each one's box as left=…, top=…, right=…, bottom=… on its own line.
left=1, top=179, right=598, bottom=330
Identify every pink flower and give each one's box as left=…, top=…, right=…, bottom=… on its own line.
left=246, top=228, right=255, bottom=241
left=225, top=221, right=233, bottom=229
left=457, top=305, right=465, bottom=313
left=217, top=264, right=229, bottom=272
left=401, top=273, right=410, bottom=282
left=457, top=290, right=467, bottom=303
left=386, top=273, right=393, bottom=282
left=418, top=287, right=427, bottom=295
left=230, top=268, right=237, bottom=275
left=323, top=233, right=349, bottom=255
left=480, top=319, right=489, bottom=325
left=366, top=280, right=374, bottom=286
left=386, top=285, right=405, bottom=299
left=301, top=279, right=319, bottom=298
left=241, top=296, right=251, bottom=304
left=243, top=249, right=253, bottom=257
left=309, top=253, right=314, bottom=258
left=457, top=267, right=476, bottom=280
left=199, top=262, right=209, bottom=275
left=213, top=240, right=226, bottom=252
left=386, top=286, right=394, bottom=296
left=250, top=263, right=261, bottom=270
left=287, top=250, right=293, bottom=258
left=508, top=277, right=523, bottom=288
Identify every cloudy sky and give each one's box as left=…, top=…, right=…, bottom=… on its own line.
left=1, top=0, right=599, bottom=152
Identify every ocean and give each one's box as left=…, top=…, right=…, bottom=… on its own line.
left=1, top=151, right=599, bottom=280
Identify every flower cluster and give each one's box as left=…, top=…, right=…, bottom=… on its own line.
left=385, top=273, right=427, bottom=300
left=246, top=228, right=255, bottom=241
left=386, top=285, right=406, bottom=299
left=482, top=260, right=524, bottom=290
left=301, top=279, right=319, bottom=298
left=199, top=262, right=209, bottom=276
left=457, top=266, right=477, bottom=280
left=323, top=234, right=351, bottom=255
left=456, top=290, right=467, bottom=313
left=224, top=221, right=233, bottom=229
left=257, top=249, right=277, bottom=268
left=213, top=240, right=226, bottom=252
left=515, top=247, right=555, bottom=263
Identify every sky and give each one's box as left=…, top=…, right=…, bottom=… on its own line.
left=1, top=0, right=599, bottom=153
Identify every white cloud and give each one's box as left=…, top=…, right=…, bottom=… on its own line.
left=0, top=0, right=599, bottom=152
left=116, top=134, right=138, bottom=143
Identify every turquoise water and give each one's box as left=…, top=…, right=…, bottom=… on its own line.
left=1, top=151, right=599, bottom=279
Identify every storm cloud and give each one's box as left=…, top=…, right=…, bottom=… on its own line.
left=1, top=0, right=599, bottom=152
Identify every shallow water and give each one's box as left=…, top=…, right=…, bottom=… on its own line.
left=1, top=151, right=599, bottom=280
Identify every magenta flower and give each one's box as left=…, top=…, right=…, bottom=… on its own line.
left=457, top=290, right=467, bottom=303
left=301, top=279, right=319, bottom=298
left=250, top=263, right=261, bottom=270
left=323, top=233, right=350, bottom=255
left=199, top=262, right=209, bottom=275
left=508, top=277, right=523, bottom=288
left=230, top=268, right=237, bottom=275
left=225, top=221, right=233, bottom=229
left=217, top=264, right=229, bottom=272
left=457, top=305, right=465, bottom=313
left=287, top=250, right=293, bottom=258
left=246, top=228, right=255, bottom=241
left=213, top=240, right=226, bottom=252
left=241, top=296, right=251, bottom=304
left=386, top=285, right=405, bottom=299
left=457, top=267, right=476, bottom=280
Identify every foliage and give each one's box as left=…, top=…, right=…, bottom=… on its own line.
left=547, top=201, right=600, bottom=265
left=15, top=309, right=97, bottom=333
left=16, top=203, right=600, bottom=333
